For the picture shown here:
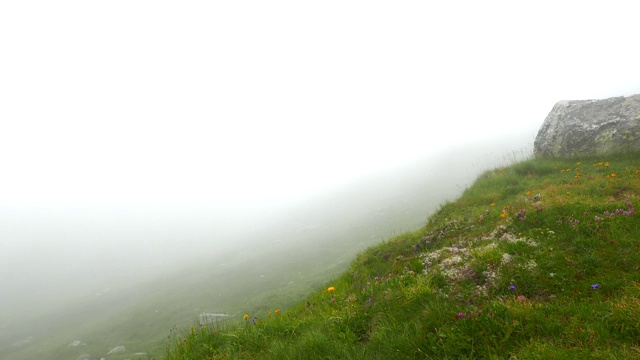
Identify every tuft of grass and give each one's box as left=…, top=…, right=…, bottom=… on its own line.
left=165, top=153, right=640, bottom=359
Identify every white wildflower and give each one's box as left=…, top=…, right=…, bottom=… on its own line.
left=520, top=259, right=538, bottom=272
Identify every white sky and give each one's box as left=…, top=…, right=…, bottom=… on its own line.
left=1, top=1, right=639, bottom=208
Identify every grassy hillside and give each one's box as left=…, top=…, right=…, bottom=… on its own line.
left=166, top=153, right=640, bottom=359
left=4, top=148, right=493, bottom=360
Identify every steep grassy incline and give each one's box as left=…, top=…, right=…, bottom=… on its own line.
left=166, top=154, right=640, bottom=359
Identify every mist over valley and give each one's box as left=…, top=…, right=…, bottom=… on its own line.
left=0, top=135, right=531, bottom=359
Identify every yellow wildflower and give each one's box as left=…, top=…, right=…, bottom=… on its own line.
left=611, top=173, right=616, bottom=177
left=526, top=191, right=531, bottom=196
left=244, top=314, right=249, bottom=320
left=490, top=203, right=496, bottom=207
left=500, top=212, right=507, bottom=218
left=275, top=309, right=281, bottom=314
left=327, top=286, right=336, bottom=293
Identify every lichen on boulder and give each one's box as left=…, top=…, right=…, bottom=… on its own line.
left=534, top=94, right=640, bottom=157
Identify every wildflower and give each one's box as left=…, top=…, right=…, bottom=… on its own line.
left=591, top=284, right=600, bottom=290
left=577, top=162, right=582, bottom=166
left=522, top=259, right=538, bottom=271
left=526, top=191, right=531, bottom=196
left=275, top=309, right=281, bottom=314
left=457, top=312, right=466, bottom=319
left=500, top=212, right=507, bottom=218
left=490, top=203, right=496, bottom=207
left=569, top=217, right=580, bottom=228
left=327, top=286, right=336, bottom=293
left=509, top=285, right=516, bottom=291
left=611, top=173, right=616, bottom=177
left=243, top=314, right=249, bottom=320
left=605, top=162, right=610, bottom=167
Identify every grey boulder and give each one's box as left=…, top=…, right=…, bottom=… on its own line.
left=534, top=94, right=640, bottom=157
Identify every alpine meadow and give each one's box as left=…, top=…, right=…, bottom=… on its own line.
left=163, top=152, right=640, bottom=359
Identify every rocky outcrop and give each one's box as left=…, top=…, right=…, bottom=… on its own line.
left=199, top=313, right=232, bottom=326
left=534, top=94, right=640, bottom=157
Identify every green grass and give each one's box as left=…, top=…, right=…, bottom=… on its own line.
left=165, top=153, right=640, bottom=359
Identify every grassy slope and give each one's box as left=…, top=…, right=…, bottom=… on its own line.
left=166, top=153, right=640, bottom=359
left=3, top=152, right=476, bottom=360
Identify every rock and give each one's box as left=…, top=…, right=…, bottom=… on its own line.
left=534, top=94, right=640, bottom=157
left=68, top=340, right=86, bottom=347
left=107, top=345, right=126, bottom=354
left=199, top=313, right=231, bottom=326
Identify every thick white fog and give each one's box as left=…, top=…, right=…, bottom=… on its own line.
left=1, top=1, right=640, bottom=356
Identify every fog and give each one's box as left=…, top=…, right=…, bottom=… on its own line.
left=1, top=1, right=640, bottom=358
